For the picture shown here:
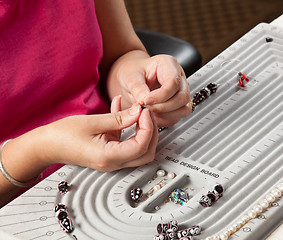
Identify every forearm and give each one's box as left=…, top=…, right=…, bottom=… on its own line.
left=0, top=127, right=52, bottom=207
left=95, top=0, right=148, bottom=104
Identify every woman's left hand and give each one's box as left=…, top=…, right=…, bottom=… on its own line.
left=107, top=51, right=193, bottom=127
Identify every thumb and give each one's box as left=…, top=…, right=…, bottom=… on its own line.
left=91, top=104, right=142, bottom=133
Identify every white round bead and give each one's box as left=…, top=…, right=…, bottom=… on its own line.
left=266, top=194, right=276, bottom=203
left=253, top=204, right=263, bottom=214
left=248, top=210, right=257, bottom=219
left=234, top=222, right=242, bottom=230
left=212, top=235, right=220, bottom=240
left=167, top=172, right=176, bottom=179
left=229, top=225, right=237, bottom=233
left=225, top=229, right=233, bottom=236
left=157, top=170, right=166, bottom=177
left=154, top=184, right=161, bottom=191
left=277, top=183, right=283, bottom=193
left=271, top=189, right=282, bottom=198
left=236, top=219, right=245, bottom=227
left=241, top=215, right=250, bottom=223
left=219, top=232, right=228, bottom=240
left=259, top=199, right=270, bottom=209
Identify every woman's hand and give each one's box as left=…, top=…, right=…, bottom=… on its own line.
left=42, top=95, right=158, bottom=172
left=107, top=51, right=193, bottom=128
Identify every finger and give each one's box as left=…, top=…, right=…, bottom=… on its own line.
left=121, top=111, right=159, bottom=168
left=153, top=104, right=192, bottom=127
left=123, top=72, right=151, bottom=105
left=87, top=104, right=142, bottom=133
left=144, top=57, right=185, bottom=105
left=107, top=108, right=154, bottom=161
left=111, top=95, right=122, bottom=113
left=150, top=87, right=190, bottom=113
left=109, top=95, right=122, bottom=139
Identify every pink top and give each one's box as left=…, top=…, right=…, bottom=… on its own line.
left=0, top=1, right=109, bottom=182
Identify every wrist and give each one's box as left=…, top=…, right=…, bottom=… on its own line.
left=1, top=127, right=53, bottom=184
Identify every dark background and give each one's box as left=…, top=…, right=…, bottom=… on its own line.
left=125, top=0, right=283, bottom=64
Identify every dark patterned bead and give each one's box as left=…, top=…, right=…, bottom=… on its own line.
left=199, top=195, right=212, bottom=207
left=130, top=188, right=143, bottom=202
left=157, top=222, right=170, bottom=234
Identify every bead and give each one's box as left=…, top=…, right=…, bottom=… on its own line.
left=234, top=222, right=242, bottom=230
left=236, top=219, right=245, bottom=228
left=157, top=170, right=166, bottom=177
left=229, top=225, right=237, bottom=233
left=199, top=195, right=212, bottom=207
left=277, top=183, right=283, bottom=193
left=199, top=182, right=283, bottom=240
left=154, top=184, right=161, bottom=191
left=253, top=204, right=263, bottom=214
left=130, top=188, right=143, bottom=202
left=266, top=194, right=276, bottom=203
left=219, top=232, right=228, bottom=240
left=169, top=188, right=189, bottom=205
left=214, top=184, right=224, bottom=195
left=156, top=223, right=169, bottom=234
left=212, top=235, right=220, bottom=240
left=241, top=215, right=250, bottom=223
left=223, top=229, right=232, bottom=237
left=259, top=199, right=270, bottom=209
left=271, top=189, right=282, bottom=198
left=167, top=172, right=176, bottom=179
left=248, top=210, right=257, bottom=219
left=58, top=181, right=70, bottom=195
left=188, top=225, right=201, bottom=236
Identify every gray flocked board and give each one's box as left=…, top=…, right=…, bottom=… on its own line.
left=0, top=23, right=282, bottom=240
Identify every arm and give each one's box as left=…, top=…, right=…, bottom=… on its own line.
left=95, top=0, right=193, bottom=127
left=0, top=99, right=158, bottom=208
left=95, top=0, right=149, bottom=105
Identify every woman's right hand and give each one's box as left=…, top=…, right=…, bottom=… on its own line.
left=0, top=96, right=158, bottom=206
left=40, top=95, right=158, bottom=172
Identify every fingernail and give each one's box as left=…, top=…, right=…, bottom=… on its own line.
left=129, top=104, right=141, bottom=115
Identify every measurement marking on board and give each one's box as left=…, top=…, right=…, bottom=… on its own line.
left=129, top=212, right=134, bottom=217
left=14, top=223, right=58, bottom=235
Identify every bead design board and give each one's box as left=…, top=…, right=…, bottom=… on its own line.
left=0, top=23, right=282, bottom=240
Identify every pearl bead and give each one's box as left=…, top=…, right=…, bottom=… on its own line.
left=248, top=210, right=257, bottom=219
left=157, top=170, right=166, bottom=177
left=154, top=184, right=161, bottom=191
left=167, top=172, right=176, bottom=179
left=205, top=237, right=213, bottom=240
left=234, top=222, right=242, bottom=230
left=266, top=194, right=276, bottom=203
left=277, top=183, right=283, bottom=193
left=259, top=199, right=270, bottom=209
left=253, top=204, right=263, bottom=214
left=225, top=229, right=233, bottom=236
left=236, top=219, right=245, bottom=227
left=229, top=225, right=237, bottom=233
left=241, top=215, right=250, bottom=223
left=271, top=189, right=282, bottom=198
left=212, top=235, right=220, bottom=240
left=219, top=232, right=228, bottom=240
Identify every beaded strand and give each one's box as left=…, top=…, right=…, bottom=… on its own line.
left=201, top=182, right=283, bottom=240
